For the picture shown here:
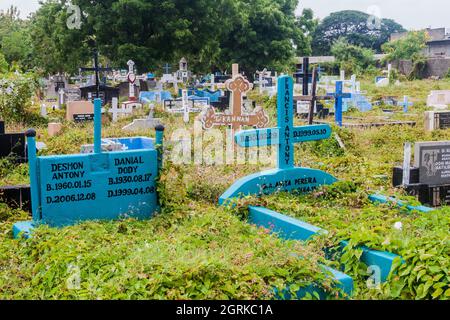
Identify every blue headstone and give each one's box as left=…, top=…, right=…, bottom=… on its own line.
left=13, top=99, right=165, bottom=237
left=219, top=76, right=337, bottom=205
left=194, top=89, right=221, bottom=103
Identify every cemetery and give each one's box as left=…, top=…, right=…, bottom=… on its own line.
left=0, top=0, right=449, bottom=303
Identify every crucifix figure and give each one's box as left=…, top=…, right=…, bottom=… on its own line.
left=79, top=48, right=112, bottom=104
left=219, top=75, right=337, bottom=203
left=201, top=64, right=269, bottom=135
left=294, top=67, right=334, bottom=125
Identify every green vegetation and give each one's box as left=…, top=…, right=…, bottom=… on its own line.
left=331, top=38, right=376, bottom=75
left=312, top=10, right=405, bottom=55
left=1, top=77, right=449, bottom=300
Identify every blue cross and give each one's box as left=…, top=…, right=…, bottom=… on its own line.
left=328, top=81, right=351, bottom=127
left=219, top=75, right=337, bottom=204
left=398, top=96, right=413, bottom=113
left=235, top=75, right=332, bottom=169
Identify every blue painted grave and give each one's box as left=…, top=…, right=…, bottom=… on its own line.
left=220, top=75, right=337, bottom=205
left=342, top=93, right=373, bottom=112
left=194, top=89, right=221, bottom=103
left=13, top=99, right=164, bottom=238
left=139, top=91, right=173, bottom=103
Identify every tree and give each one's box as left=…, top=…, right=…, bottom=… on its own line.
left=0, top=52, right=8, bottom=73
left=294, top=8, right=318, bottom=56
left=331, top=38, right=374, bottom=74
left=382, top=31, right=428, bottom=62
left=312, top=10, right=405, bottom=55
left=29, top=1, right=91, bottom=75
left=217, top=0, right=299, bottom=76
left=28, top=0, right=304, bottom=75
left=0, top=6, right=33, bottom=70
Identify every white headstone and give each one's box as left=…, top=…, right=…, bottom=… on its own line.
left=402, top=142, right=412, bottom=185
left=182, top=89, right=189, bottom=123
left=40, top=104, right=47, bottom=118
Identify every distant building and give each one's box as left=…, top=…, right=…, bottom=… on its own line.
left=391, top=28, right=450, bottom=57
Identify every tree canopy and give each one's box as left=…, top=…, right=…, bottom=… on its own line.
left=0, top=0, right=306, bottom=76
left=312, top=10, right=405, bottom=55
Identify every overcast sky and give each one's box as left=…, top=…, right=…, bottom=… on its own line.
left=0, top=0, right=448, bottom=30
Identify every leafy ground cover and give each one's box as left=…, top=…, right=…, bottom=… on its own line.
left=0, top=77, right=449, bottom=299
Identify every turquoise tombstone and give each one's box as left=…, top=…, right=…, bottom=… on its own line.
left=219, top=76, right=337, bottom=205
left=13, top=99, right=164, bottom=238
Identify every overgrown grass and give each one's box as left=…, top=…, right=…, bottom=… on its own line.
left=1, top=78, right=450, bottom=300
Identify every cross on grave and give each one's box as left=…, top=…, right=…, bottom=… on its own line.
left=79, top=48, right=113, bottom=101
left=219, top=75, right=337, bottom=203
left=293, top=57, right=313, bottom=96
left=255, top=69, right=270, bottom=94
left=294, top=67, right=334, bottom=125
left=108, top=97, right=130, bottom=122
left=398, top=96, right=413, bottom=113
left=12, top=98, right=166, bottom=238
left=127, top=60, right=137, bottom=100
left=201, top=64, right=269, bottom=134
left=182, top=90, right=190, bottom=123
left=330, top=81, right=351, bottom=127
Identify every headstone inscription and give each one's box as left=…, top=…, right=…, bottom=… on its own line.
left=0, top=121, right=27, bottom=163
left=200, top=64, right=269, bottom=135
left=219, top=75, right=337, bottom=204
left=414, top=141, right=450, bottom=186
left=66, top=101, right=95, bottom=122
left=424, top=111, right=450, bottom=131
left=12, top=99, right=165, bottom=238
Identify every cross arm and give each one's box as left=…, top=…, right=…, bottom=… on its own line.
left=235, top=124, right=332, bottom=148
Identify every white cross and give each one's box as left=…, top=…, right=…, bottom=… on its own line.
left=109, top=97, right=131, bottom=122
left=127, top=60, right=136, bottom=99
left=182, top=90, right=189, bottom=123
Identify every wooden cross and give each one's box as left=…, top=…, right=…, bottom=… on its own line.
left=293, top=57, right=313, bottom=96
left=294, top=67, right=334, bottom=124
left=79, top=48, right=112, bottom=104
left=201, top=64, right=269, bottom=133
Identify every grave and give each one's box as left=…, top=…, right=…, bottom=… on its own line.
left=121, top=60, right=143, bottom=110
left=66, top=101, right=95, bottom=122
left=64, top=88, right=82, bottom=102
left=122, top=104, right=162, bottom=132
left=48, top=123, right=63, bottom=137
left=200, top=64, right=269, bottom=135
left=426, top=90, right=450, bottom=110
left=294, top=67, right=333, bottom=124
left=0, top=121, right=27, bottom=163
left=393, top=140, right=450, bottom=207
left=220, top=75, right=337, bottom=202
left=219, top=76, right=400, bottom=297
left=424, top=110, right=450, bottom=131
left=108, top=97, right=133, bottom=122
left=13, top=99, right=165, bottom=238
